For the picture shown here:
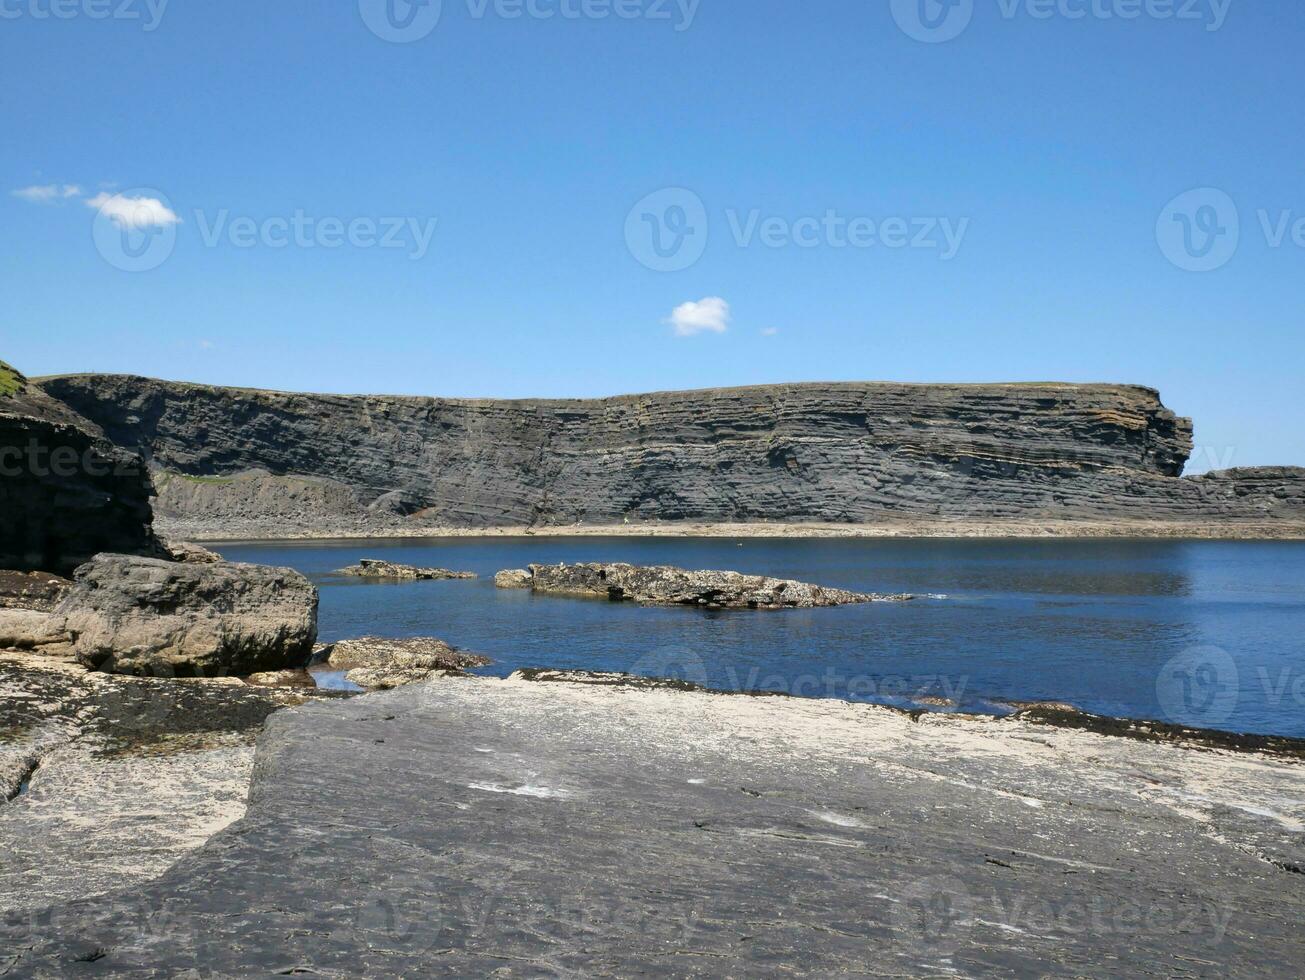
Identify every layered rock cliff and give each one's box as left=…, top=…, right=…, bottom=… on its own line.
left=0, top=362, right=158, bottom=573
left=33, top=373, right=1305, bottom=536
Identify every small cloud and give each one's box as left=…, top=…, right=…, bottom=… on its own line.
left=198, top=339, right=215, bottom=350
left=86, top=192, right=181, bottom=229
left=667, top=296, right=730, bottom=337
left=760, top=327, right=779, bottom=337
left=13, top=183, right=83, bottom=203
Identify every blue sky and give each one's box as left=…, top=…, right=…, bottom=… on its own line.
left=2, top=0, right=1302, bottom=471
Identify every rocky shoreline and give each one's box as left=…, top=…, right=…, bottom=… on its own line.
left=157, top=516, right=1305, bottom=542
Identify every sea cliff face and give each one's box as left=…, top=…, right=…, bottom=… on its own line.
left=34, top=374, right=1305, bottom=535
left=0, top=363, right=158, bottom=573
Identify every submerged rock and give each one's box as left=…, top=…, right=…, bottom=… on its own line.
left=58, top=554, right=318, bottom=678
left=328, top=636, right=490, bottom=690
left=336, top=559, right=477, bottom=581
left=506, top=562, right=911, bottom=608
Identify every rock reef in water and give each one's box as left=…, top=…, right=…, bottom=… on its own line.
left=57, top=554, right=319, bottom=678
left=503, top=562, right=911, bottom=608
left=326, top=635, right=490, bottom=689
left=335, top=558, right=477, bottom=580
left=0, top=360, right=158, bottom=573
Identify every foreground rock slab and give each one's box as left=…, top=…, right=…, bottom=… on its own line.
left=501, top=561, right=911, bottom=608
left=327, top=636, right=490, bottom=690
left=0, top=652, right=343, bottom=917
left=58, top=554, right=318, bottom=677
left=3, top=676, right=1303, bottom=976
left=336, top=559, right=477, bottom=581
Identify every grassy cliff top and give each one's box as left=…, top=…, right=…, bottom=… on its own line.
left=0, top=360, right=24, bottom=398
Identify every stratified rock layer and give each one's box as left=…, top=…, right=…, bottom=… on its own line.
left=38, top=374, right=1305, bottom=535
left=58, top=555, right=319, bottom=677
left=1, top=362, right=157, bottom=573
left=513, top=562, right=908, bottom=608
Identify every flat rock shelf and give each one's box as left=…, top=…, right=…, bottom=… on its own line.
left=3, top=675, right=1303, bottom=976
left=497, top=562, right=912, bottom=608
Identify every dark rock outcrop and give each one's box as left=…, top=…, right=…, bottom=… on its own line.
left=1, top=361, right=158, bottom=573
left=510, top=562, right=910, bottom=608
left=32, top=373, right=1305, bottom=534
left=336, top=559, right=477, bottom=581
left=57, top=555, right=318, bottom=677
left=327, top=636, right=490, bottom=689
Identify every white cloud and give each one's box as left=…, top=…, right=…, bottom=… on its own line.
left=86, top=192, right=181, bottom=229
left=667, top=296, right=730, bottom=337
left=198, top=339, right=215, bottom=350
left=760, top=327, right=779, bottom=337
left=13, top=184, right=83, bottom=203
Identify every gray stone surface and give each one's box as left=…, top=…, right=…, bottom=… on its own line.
left=0, top=362, right=158, bottom=574
left=2, top=675, right=1303, bottom=976
left=37, top=374, right=1305, bottom=535
left=58, top=555, right=318, bottom=677
left=516, top=561, right=911, bottom=608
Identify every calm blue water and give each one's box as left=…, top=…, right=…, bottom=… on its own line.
left=216, top=538, right=1305, bottom=739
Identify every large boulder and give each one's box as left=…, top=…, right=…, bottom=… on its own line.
left=507, top=562, right=912, bottom=609
left=58, top=555, right=318, bottom=677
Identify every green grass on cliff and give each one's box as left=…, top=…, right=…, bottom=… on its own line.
left=0, top=360, right=22, bottom=398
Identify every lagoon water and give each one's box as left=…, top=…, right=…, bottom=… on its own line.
left=216, top=538, right=1305, bottom=739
